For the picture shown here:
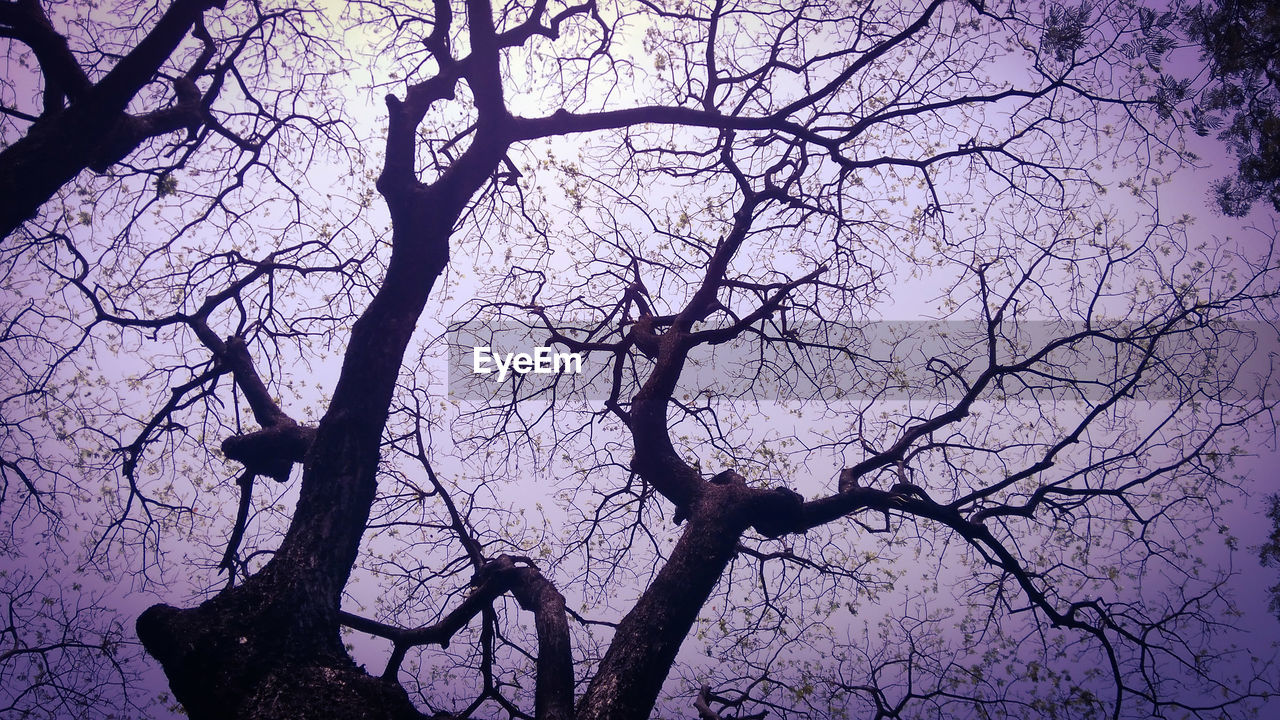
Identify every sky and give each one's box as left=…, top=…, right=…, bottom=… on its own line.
left=2, top=1, right=1279, bottom=718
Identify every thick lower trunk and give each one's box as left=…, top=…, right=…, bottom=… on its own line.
left=576, top=484, right=751, bottom=720
left=137, top=283, right=441, bottom=718
left=137, top=214, right=450, bottom=719
left=136, top=104, right=510, bottom=713
left=137, top=567, right=423, bottom=720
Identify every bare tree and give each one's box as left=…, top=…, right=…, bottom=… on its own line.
left=3, top=0, right=260, bottom=238
left=0, top=565, right=153, bottom=719
left=1, top=1, right=1277, bottom=719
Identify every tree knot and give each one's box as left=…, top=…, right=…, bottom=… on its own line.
left=750, top=486, right=804, bottom=538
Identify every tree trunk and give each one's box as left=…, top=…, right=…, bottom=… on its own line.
left=0, top=0, right=221, bottom=240
left=136, top=93, right=510, bottom=716
left=577, top=483, right=753, bottom=720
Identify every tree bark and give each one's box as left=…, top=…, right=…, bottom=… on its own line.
left=576, top=483, right=755, bottom=720
left=0, top=0, right=222, bottom=240
left=135, top=208, right=457, bottom=718
left=136, top=63, right=513, bottom=713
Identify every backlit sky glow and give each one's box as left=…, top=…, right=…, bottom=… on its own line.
left=1, top=0, right=1279, bottom=718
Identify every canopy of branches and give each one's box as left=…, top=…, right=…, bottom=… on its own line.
left=1, top=1, right=1278, bottom=719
